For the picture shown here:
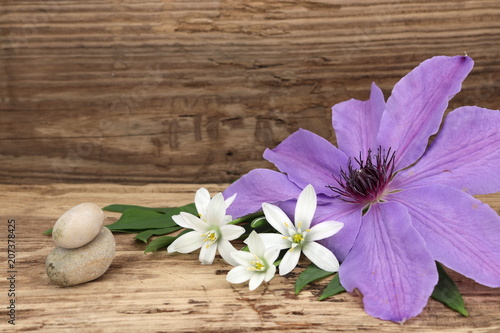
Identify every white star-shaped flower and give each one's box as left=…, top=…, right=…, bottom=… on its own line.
left=260, top=184, right=344, bottom=275
left=194, top=187, right=236, bottom=223
left=226, top=231, right=280, bottom=291
left=167, top=188, right=244, bottom=266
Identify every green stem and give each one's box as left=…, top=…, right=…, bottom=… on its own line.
left=229, top=211, right=263, bottom=225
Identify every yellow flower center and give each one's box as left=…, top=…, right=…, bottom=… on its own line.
left=248, top=256, right=266, bottom=271
left=202, top=230, right=218, bottom=248
left=292, top=233, right=304, bottom=244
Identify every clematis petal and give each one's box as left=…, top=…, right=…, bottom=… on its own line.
left=262, top=203, right=293, bottom=236
left=302, top=242, right=339, bottom=272
left=258, top=233, right=291, bottom=250
left=390, top=185, right=500, bottom=287
left=245, top=231, right=266, bottom=258
left=339, top=202, right=438, bottom=323
left=295, top=184, right=317, bottom=230
left=227, top=266, right=253, bottom=284
left=194, top=187, right=211, bottom=218
left=223, top=169, right=302, bottom=218
left=392, top=106, right=500, bottom=195
left=199, top=242, right=217, bottom=265
left=220, top=224, right=245, bottom=241
left=231, top=250, right=255, bottom=266
left=264, top=128, right=349, bottom=195
left=206, top=193, right=226, bottom=226
left=167, top=231, right=204, bottom=254
left=180, top=212, right=210, bottom=232
left=217, top=240, right=241, bottom=266
left=249, top=272, right=266, bottom=291
left=274, top=199, right=297, bottom=218
left=314, top=201, right=363, bottom=262
left=279, top=248, right=302, bottom=275
left=307, top=221, right=344, bottom=242
left=333, top=82, right=385, bottom=159
left=377, top=55, right=474, bottom=170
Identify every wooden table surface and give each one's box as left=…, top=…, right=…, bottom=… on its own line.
left=0, top=183, right=499, bottom=332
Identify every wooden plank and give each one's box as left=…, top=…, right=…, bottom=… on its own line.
left=0, top=183, right=498, bottom=331
left=1, top=1, right=500, bottom=184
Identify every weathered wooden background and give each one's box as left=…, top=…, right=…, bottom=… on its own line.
left=1, top=0, right=500, bottom=184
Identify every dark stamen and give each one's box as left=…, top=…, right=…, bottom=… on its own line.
left=327, top=147, right=396, bottom=204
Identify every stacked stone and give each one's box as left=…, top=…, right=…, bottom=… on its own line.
left=46, top=203, right=116, bottom=286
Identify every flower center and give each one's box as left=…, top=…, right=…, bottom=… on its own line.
left=202, top=229, right=219, bottom=247
left=292, top=233, right=304, bottom=244
left=248, top=256, right=266, bottom=271
left=328, top=146, right=396, bottom=204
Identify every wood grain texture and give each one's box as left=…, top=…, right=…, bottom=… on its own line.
left=0, top=183, right=499, bottom=332
left=1, top=0, right=500, bottom=184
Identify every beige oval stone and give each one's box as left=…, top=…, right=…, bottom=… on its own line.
left=52, top=203, right=105, bottom=249
left=46, top=227, right=115, bottom=286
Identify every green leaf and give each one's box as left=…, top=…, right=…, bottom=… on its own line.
left=103, top=204, right=168, bottom=213
left=144, top=235, right=177, bottom=253
left=295, top=263, right=335, bottom=295
left=319, top=273, right=346, bottom=300
left=106, top=228, right=141, bottom=234
left=105, top=209, right=172, bottom=231
left=106, top=203, right=197, bottom=231
left=43, top=228, right=53, bottom=235
left=104, top=202, right=196, bottom=215
left=134, top=226, right=181, bottom=243
left=431, top=262, right=468, bottom=316
left=103, top=204, right=190, bottom=213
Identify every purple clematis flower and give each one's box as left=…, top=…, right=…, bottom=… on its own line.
left=223, top=55, right=500, bottom=322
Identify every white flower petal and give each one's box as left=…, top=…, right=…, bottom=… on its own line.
left=227, top=266, right=253, bottom=284
left=199, top=242, right=217, bottom=265
left=206, top=192, right=226, bottom=226
left=224, top=193, right=237, bottom=209
left=307, top=221, right=344, bottom=241
left=195, top=187, right=211, bottom=218
left=167, top=231, right=203, bottom=253
left=180, top=212, right=209, bottom=232
left=244, top=231, right=266, bottom=258
left=231, top=251, right=255, bottom=266
left=295, top=184, right=317, bottom=230
left=287, top=226, right=297, bottom=238
left=249, top=272, right=266, bottom=291
left=172, top=214, right=191, bottom=229
left=258, top=233, right=291, bottom=250
left=217, top=240, right=241, bottom=266
left=263, top=247, right=281, bottom=266
left=264, top=264, right=277, bottom=282
left=223, top=215, right=233, bottom=225
left=279, top=248, right=301, bottom=275
left=262, top=203, right=292, bottom=235
left=302, top=242, right=339, bottom=272
left=219, top=224, right=245, bottom=241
